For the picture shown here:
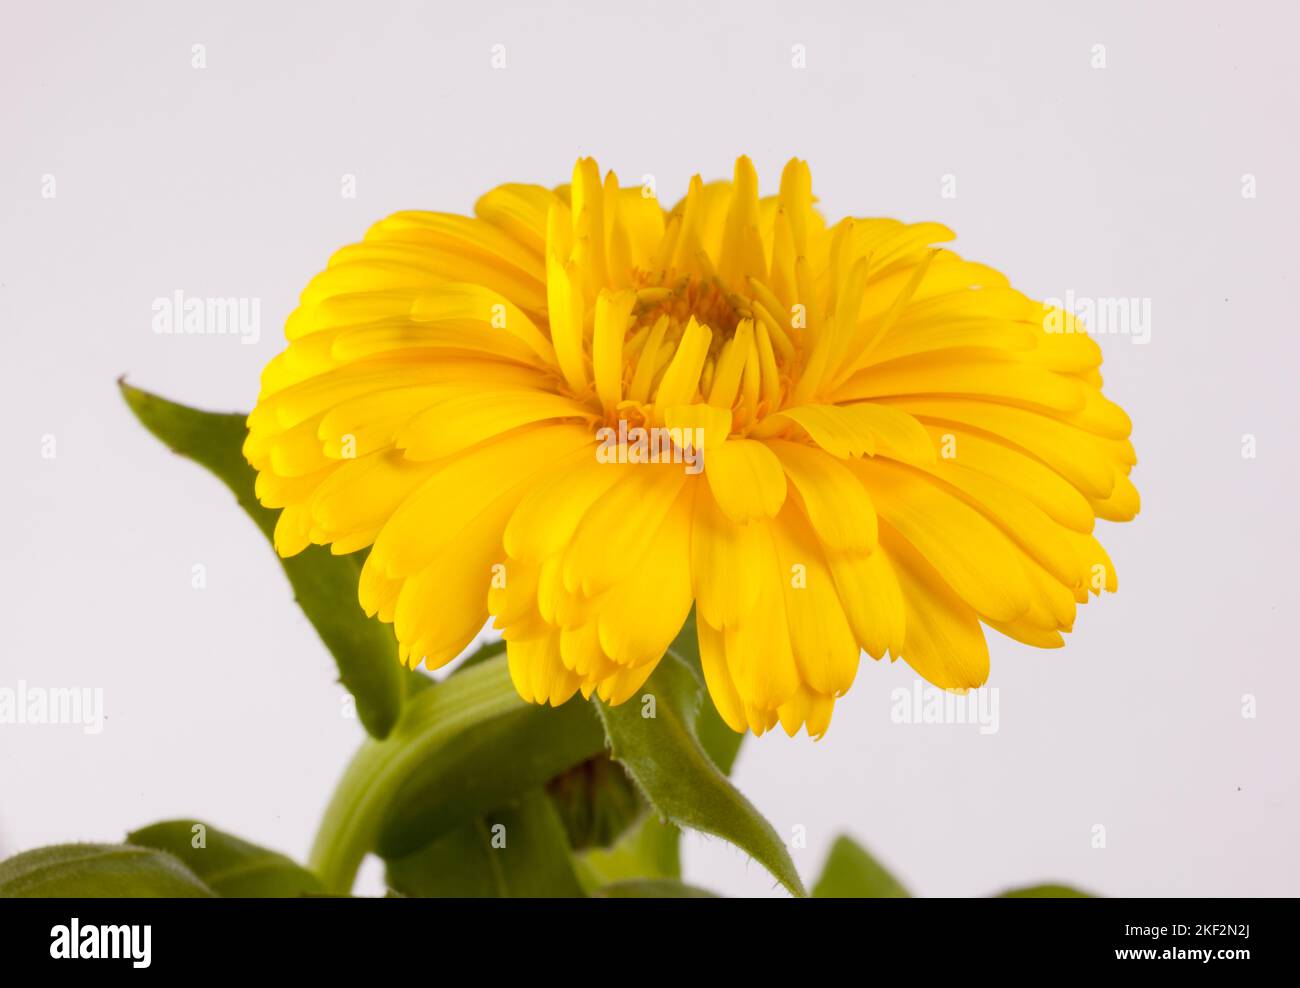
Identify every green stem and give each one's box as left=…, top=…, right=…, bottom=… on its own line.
left=308, top=658, right=527, bottom=893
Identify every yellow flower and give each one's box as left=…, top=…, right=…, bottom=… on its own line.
left=245, top=157, right=1138, bottom=738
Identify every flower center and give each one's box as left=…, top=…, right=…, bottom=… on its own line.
left=586, top=273, right=793, bottom=436
left=630, top=276, right=744, bottom=345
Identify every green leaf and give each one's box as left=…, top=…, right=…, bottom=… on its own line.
left=568, top=611, right=742, bottom=890
left=595, top=878, right=719, bottom=898
left=812, top=835, right=910, bottom=898
left=310, top=652, right=606, bottom=893
left=669, top=610, right=744, bottom=776
left=0, top=844, right=215, bottom=898
left=118, top=380, right=406, bottom=739
left=594, top=651, right=807, bottom=897
left=565, top=613, right=743, bottom=882
left=997, top=884, right=1093, bottom=898
left=386, top=790, right=584, bottom=898
left=574, top=814, right=681, bottom=891
left=127, top=820, right=323, bottom=897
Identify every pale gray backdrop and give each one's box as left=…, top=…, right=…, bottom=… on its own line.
left=2, top=0, right=1297, bottom=896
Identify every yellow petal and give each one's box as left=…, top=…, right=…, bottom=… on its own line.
left=696, top=619, right=748, bottom=734
left=852, top=458, right=1032, bottom=623
left=563, top=463, right=686, bottom=597
left=504, top=444, right=620, bottom=563
left=593, top=289, right=636, bottom=412
left=887, top=397, right=1116, bottom=499
left=827, top=546, right=905, bottom=660
left=545, top=253, right=589, bottom=395
left=768, top=439, right=876, bottom=553
left=721, top=525, right=801, bottom=712
left=690, top=488, right=764, bottom=629
left=395, top=389, right=596, bottom=460
left=371, top=423, right=591, bottom=581
left=771, top=507, right=861, bottom=696
left=597, top=486, right=695, bottom=666
left=883, top=531, right=990, bottom=690
left=704, top=439, right=787, bottom=523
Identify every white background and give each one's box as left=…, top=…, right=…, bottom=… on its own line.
left=2, top=0, right=1297, bottom=896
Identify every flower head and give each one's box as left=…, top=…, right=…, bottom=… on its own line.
left=245, top=157, right=1138, bottom=737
